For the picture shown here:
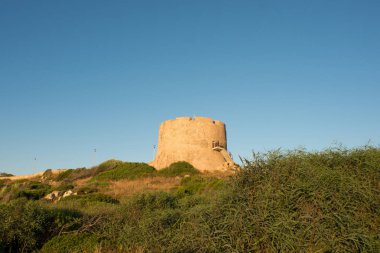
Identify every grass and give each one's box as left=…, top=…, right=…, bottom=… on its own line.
left=105, top=176, right=181, bottom=199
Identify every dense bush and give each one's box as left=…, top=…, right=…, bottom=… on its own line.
left=15, top=181, right=51, bottom=200
left=53, top=183, right=75, bottom=192
left=201, top=147, right=380, bottom=252
left=96, top=159, right=123, bottom=173
left=157, top=161, right=200, bottom=177
left=176, top=175, right=226, bottom=196
left=0, top=199, right=82, bottom=252
left=55, top=169, right=75, bottom=181
left=42, top=169, right=54, bottom=180
left=0, top=172, right=13, bottom=177
left=55, top=168, right=98, bottom=182
left=40, top=233, right=99, bottom=253
left=55, top=161, right=155, bottom=183
left=0, top=180, right=20, bottom=202
left=62, top=193, right=119, bottom=205
left=0, top=179, right=10, bottom=188
left=93, top=162, right=156, bottom=181
left=54, top=160, right=124, bottom=183
left=76, top=185, right=98, bottom=195
left=131, top=192, right=178, bottom=210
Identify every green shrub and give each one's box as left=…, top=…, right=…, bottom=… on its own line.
left=41, top=233, right=99, bottom=253
left=76, top=185, right=98, bottom=195
left=176, top=176, right=226, bottom=196
left=0, top=181, right=20, bottom=202
left=0, top=199, right=83, bottom=252
left=55, top=169, right=74, bottom=181
left=54, top=183, right=75, bottom=192
left=86, top=180, right=109, bottom=188
left=93, top=162, right=156, bottom=181
left=157, top=161, right=200, bottom=177
left=157, top=209, right=182, bottom=229
left=67, top=167, right=92, bottom=180
left=48, top=207, right=82, bottom=229
left=131, top=192, right=178, bottom=211
left=42, top=169, right=54, bottom=180
left=0, top=172, right=13, bottom=177
left=96, top=159, right=123, bottom=173
left=54, top=160, right=151, bottom=184
left=54, top=160, right=124, bottom=183
left=15, top=181, right=51, bottom=200
left=0, top=199, right=51, bottom=251
left=0, top=179, right=10, bottom=188
left=62, top=193, right=119, bottom=205
left=199, top=147, right=380, bottom=252
left=55, top=168, right=94, bottom=182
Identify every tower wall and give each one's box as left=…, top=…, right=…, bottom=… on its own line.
left=150, top=116, right=232, bottom=172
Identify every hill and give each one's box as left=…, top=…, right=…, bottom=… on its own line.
left=0, top=146, right=379, bottom=252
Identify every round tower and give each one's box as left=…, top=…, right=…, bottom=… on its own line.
left=150, top=116, right=236, bottom=172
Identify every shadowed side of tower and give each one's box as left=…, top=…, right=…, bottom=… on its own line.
left=149, top=116, right=237, bottom=172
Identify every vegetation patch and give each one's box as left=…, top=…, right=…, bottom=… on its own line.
left=157, top=161, right=200, bottom=177
left=0, top=179, right=10, bottom=188
left=42, top=169, right=54, bottom=180
left=15, top=181, right=51, bottom=200
left=96, top=159, right=123, bottom=173
left=0, top=199, right=82, bottom=252
left=93, top=162, right=156, bottom=181
left=40, top=233, right=99, bottom=253
left=54, top=160, right=134, bottom=183
left=131, top=192, right=178, bottom=210
left=213, top=147, right=380, bottom=252
left=76, top=185, right=98, bottom=195
left=55, top=169, right=75, bottom=181
left=62, top=193, right=119, bottom=205
left=53, top=183, right=75, bottom=192
left=0, top=172, right=13, bottom=177
left=0, top=146, right=379, bottom=252
left=176, top=176, right=226, bottom=196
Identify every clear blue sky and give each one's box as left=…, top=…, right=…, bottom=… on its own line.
left=1, top=0, right=379, bottom=175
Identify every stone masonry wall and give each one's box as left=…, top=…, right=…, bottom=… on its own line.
left=150, top=116, right=234, bottom=172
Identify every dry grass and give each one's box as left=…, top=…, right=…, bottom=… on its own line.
left=3, top=169, right=68, bottom=181
left=201, top=170, right=236, bottom=178
left=103, top=176, right=182, bottom=199
left=74, top=178, right=92, bottom=187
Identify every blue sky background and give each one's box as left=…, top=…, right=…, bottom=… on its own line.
left=1, top=0, right=379, bottom=175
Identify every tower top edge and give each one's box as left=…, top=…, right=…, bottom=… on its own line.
left=161, top=116, right=224, bottom=125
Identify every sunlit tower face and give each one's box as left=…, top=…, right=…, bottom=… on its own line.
left=150, top=116, right=236, bottom=172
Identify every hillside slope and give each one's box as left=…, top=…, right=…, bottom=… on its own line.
left=0, top=146, right=379, bottom=252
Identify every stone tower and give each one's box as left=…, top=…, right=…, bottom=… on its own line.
left=150, top=116, right=237, bottom=172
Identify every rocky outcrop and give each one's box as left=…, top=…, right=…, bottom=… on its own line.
left=44, top=190, right=77, bottom=202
